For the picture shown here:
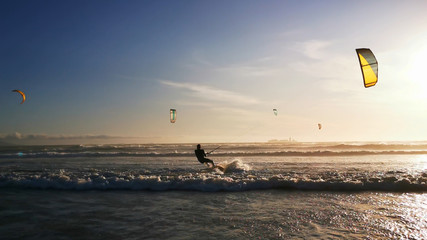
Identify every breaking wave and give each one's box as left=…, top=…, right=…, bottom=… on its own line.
left=1, top=169, right=426, bottom=192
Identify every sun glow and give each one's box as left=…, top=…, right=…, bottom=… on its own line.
left=408, top=47, right=427, bottom=98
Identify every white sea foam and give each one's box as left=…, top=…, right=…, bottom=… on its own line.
left=1, top=143, right=426, bottom=192
left=216, top=159, right=252, bottom=173
left=1, top=169, right=426, bottom=192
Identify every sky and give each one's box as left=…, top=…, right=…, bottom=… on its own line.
left=1, top=0, right=427, bottom=144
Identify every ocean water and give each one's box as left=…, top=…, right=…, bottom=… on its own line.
left=0, top=142, right=426, bottom=239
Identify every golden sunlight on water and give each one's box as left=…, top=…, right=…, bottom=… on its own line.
left=417, top=155, right=427, bottom=171
left=350, top=193, right=427, bottom=239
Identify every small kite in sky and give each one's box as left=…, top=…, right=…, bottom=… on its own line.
left=12, top=89, right=26, bottom=104
left=170, top=109, right=176, bottom=123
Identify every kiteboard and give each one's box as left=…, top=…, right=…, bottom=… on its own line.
left=200, top=163, right=225, bottom=173
left=212, top=165, right=225, bottom=172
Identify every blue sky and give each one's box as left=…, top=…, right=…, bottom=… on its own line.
left=2, top=0, right=427, bottom=144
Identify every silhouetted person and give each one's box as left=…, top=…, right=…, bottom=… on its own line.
left=195, top=144, right=215, bottom=167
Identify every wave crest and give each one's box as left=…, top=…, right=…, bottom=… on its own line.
left=217, top=159, right=251, bottom=173
left=1, top=171, right=425, bottom=192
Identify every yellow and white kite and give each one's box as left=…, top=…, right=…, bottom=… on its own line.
left=356, top=48, right=378, bottom=88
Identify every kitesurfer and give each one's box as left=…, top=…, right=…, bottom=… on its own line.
left=195, top=144, right=215, bottom=167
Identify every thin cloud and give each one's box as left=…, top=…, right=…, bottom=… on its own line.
left=210, top=106, right=253, bottom=116
left=213, top=55, right=279, bottom=77
left=160, top=80, right=259, bottom=105
left=215, top=65, right=280, bottom=77
left=294, top=40, right=333, bottom=59
left=191, top=49, right=215, bottom=67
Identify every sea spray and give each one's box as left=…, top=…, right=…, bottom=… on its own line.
left=217, top=158, right=252, bottom=173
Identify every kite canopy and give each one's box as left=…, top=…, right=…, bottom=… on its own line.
left=318, top=123, right=322, bottom=130
left=356, top=48, right=378, bottom=88
left=12, top=89, right=26, bottom=104
left=170, top=109, right=176, bottom=123
left=273, top=109, right=278, bottom=116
